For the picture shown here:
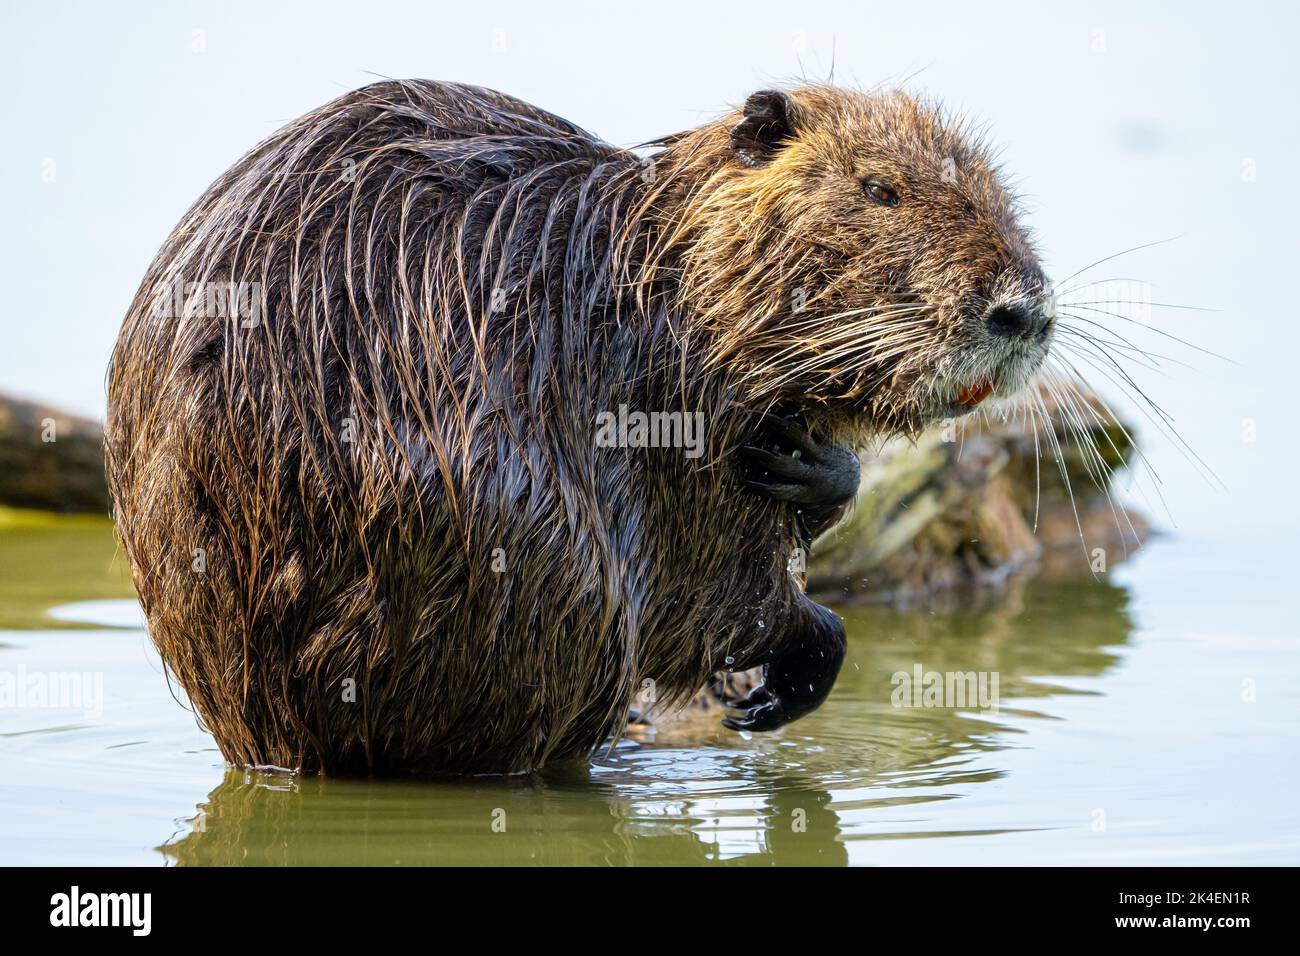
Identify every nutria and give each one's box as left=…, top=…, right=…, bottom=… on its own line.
left=105, top=80, right=1053, bottom=774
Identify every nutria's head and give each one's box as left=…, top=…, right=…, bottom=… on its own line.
left=650, top=85, right=1053, bottom=436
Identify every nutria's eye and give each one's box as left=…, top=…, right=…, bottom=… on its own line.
left=864, top=180, right=900, bottom=207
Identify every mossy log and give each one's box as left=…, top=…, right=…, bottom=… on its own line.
left=810, top=386, right=1146, bottom=604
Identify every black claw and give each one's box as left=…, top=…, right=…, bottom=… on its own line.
left=720, top=601, right=846, bottom=735
left=729, top=683, right=773, bottom=711
left=740, top=445, right=802, bottom=473
left=710, top=672, right=771, bottom=711
left=738, top=412, right=860, bottom=536
left=740, top=477, right=806, bottom=502
left=722, top=701, right=787, bottom=732
left=754, top=412, right=820, bottom=456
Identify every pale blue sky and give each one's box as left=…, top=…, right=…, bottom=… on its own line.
left=2, top=0, right=1296, bottom=533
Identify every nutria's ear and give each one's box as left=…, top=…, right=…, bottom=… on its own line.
left=730, top=90, right=796, bottom=168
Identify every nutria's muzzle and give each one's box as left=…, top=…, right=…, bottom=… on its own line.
left=984, top=298, right=1053, bottom=342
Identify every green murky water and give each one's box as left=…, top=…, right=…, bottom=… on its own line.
left=1, top=511, right=1297, bottom=865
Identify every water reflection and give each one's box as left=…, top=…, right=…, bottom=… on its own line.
left=161, top=575, right=1134, bottom=865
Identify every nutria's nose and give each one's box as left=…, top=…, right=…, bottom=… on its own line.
left=984, top=301, right=1050, bottom=340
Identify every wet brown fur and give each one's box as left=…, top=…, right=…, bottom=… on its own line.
left=106, top=80, right=1045, bottom=774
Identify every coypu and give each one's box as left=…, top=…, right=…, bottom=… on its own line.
left=105, top=80, right=1053, bottom=775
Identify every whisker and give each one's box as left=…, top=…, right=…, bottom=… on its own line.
left=1054, top=346, right=1223, bottom=493
left=1061, top=305, right=1234, bottom=363
left=1055, top=323, right=1194, bottom=371
left=1027, top=393, right=1043, bottom=531
left=1056, top=325, right=1170, bottom=374
left=1043, top=353, right=1178, bottom=530
left=1038, top=368, right=1142, bottom=555
left=1029, top=385, right=1092, bottom=570
left=753, top=323, right=934, bottom=389
left=1052, top=275, right=1149, bottom=295
left=1059, top=299, right=1220, bottom=313
left=1051, top=235, right=1184, bottom=294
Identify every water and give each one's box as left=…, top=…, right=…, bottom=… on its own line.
left=2, top=521, right=1296, bottom=866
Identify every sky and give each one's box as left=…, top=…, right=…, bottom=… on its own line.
left=2, top=0, right=1297, bottom=535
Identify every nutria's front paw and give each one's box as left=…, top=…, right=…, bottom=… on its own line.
left=720, top=601, right=846, bottom=733
left=739, top=412, right=860, bottom=525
